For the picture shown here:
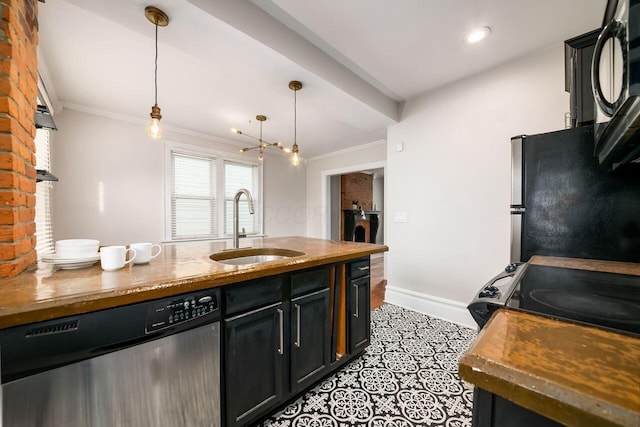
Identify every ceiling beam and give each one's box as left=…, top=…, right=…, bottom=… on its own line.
left=186, top=0, right=400, bottom=122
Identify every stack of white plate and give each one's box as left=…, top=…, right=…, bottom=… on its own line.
left=42, top=239, right=100, bottom=269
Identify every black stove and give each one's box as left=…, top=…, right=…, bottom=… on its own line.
left=506, top=265, right=640, bottom=335
left=468, top=262, right=640, bottom=337
left=468, top=261, right=640, bottom=427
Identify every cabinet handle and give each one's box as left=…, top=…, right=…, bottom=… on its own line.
left=358, top=266, right=369, bottom=271
left=353, top=283, right=359, bottom=318
left=277, top=308, right=284, bottom=355
left=294, top=303, right=301, bottom=348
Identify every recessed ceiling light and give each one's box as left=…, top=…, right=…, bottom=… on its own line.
left=465, top=27, right=491, bottom=44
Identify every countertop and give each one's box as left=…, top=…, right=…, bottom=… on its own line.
left=0, top=237, right=388, bottom=330
left=459, top=255, right=640, bottom=427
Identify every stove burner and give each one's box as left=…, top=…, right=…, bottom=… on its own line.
left=529, top=289, right=640, bottom=325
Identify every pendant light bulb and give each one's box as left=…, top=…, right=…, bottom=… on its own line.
left=289, top=81, right=303, bottom=166
left=148, top=104, right=162, bottom=139
left=291, top=143, right=299, bottom=166
left=148, top=118, right=162, bottom=139
left=145, top=6, right=169, bottom=140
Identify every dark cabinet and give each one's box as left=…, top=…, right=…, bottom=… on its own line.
left=290, top=288, right=330, bottom=393
left=223, top=267, right=332, bottom=427
left=222, top=261, right=372, bottom=426
left=564, top=29, right=600, bottom=127
left=348, top=259, right=371, bottom=354
left=349, top=276, right=370, bottom=353
left=224, top=302, right=286, bottom=427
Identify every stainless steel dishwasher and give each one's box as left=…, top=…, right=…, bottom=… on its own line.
left=0, top=288, right=221, bottom=427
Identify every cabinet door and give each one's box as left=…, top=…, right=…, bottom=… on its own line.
left=349, top=276, right=370, bottom=354
left=290, top=288, right=330, bottom=393
left=224, top=302, right=286, bottom=427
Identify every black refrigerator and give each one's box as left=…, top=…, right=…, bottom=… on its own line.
left=510, top=125, right=640, bottom=264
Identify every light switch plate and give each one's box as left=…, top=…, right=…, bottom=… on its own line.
left=396, top=142, right=404, bottom=152
left=393, top=212, right=408, bottom=223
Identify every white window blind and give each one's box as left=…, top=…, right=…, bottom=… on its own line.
left=34, top=128, right=54, bottom=258
left=224, top=161, right=261, bottom=236
left=166, top=143, right=263, bottom=242
left=171, top=151, right=217, bottom=240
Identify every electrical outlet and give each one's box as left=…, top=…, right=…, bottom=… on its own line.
left=393, top=212, right=408, bottom=223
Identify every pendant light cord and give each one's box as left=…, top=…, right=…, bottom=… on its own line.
left=154, top=22, right=158, bottom=105
left=294, top=88, right=297, bottom=144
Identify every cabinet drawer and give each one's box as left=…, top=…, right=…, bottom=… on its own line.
left=224, top=276, right=284, bottom=316
left=349, top=258, right=370, bottom=279
left=291, top=267, right=329, bottom=297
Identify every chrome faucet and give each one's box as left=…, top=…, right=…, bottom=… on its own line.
left=233, top=189, right=255, bottom=249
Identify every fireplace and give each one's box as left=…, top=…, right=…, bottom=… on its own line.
left=343, top=210, right=380, bottom=243
left=354, top=220, right=371, bottom=242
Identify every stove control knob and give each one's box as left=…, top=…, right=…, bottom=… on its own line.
left=505, top=263, right=518, bottom=273
left=480, top=288, right=493, bottom=298
left=480, top=285, right=500, bottom=298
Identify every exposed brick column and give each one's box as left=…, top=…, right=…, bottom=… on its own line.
left=0, top=0, right=38, bottom=277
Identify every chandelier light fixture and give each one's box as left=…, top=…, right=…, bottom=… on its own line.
left=289, top=80, right=302, bottom=166
left=233, top=80, right=303, bottom=165
left=145, top=6, right=169, bottom=139
left=232, top=115, right=288, bottom=161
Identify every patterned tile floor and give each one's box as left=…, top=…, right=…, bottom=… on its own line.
left=262, top=304, right=477, bottom=427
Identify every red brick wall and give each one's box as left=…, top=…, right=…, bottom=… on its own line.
left=341, top=173, right=373, bottom=210
left=0, top=0, right=38, bottom=277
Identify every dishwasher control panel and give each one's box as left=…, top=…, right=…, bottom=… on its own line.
left=145, top=290, right=219, bottom=333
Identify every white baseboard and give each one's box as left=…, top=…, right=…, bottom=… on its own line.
left=385, top=285, right=477, bottom=330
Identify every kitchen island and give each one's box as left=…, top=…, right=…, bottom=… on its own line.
left=0, top=236, right=387, bottom=329
left=0, top=236, right=388, bottom=427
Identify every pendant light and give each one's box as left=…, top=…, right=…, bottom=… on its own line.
left=145, top=6, right=169, bottom=139
left=232, top=115, right=287, bottom=161
left=289, top=80, right=302, bottom=166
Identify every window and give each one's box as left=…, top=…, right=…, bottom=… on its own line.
left=34, top=128, right=54, bottom=258
left=171, top=152, right=218, bottom=240
left=166, top=143, right=262, bottom=241
left=224, top=161, right=261, bottom=236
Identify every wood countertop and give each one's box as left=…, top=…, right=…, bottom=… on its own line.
left=0, top=237, right=388, bottom=330
left=459, top=255, right=640, bottom=427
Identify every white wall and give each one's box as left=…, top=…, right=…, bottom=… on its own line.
left=262, top=150, right=307, bottom=237
left=373, top=175, right=384, bottom=243
left=386, top=44, right=570, bottom=326
left=51, top=109, right=306, bottom=245
left=306, top=141, right=387, bottom=238
left=330, top=175, right=341, bottom=240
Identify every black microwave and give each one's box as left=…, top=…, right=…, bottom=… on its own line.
left=592, top=0, right=640, bottom=170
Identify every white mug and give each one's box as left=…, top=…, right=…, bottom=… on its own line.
left=129, top=242, right=162, bottom=264
left=100, top=246, right=136, bottom=271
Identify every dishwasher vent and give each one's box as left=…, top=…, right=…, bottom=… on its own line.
left=26, top=320, right=79, bottom=337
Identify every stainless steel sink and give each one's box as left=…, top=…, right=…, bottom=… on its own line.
left=210, top=248, right=305, bottom=265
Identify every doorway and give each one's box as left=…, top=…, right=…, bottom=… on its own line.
left=328, top=168, right=384, bottom=244
left=322, top=163, right=386, bottom=309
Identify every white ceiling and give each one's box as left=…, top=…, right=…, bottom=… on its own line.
left=37, top=0, right=606, bottom=159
